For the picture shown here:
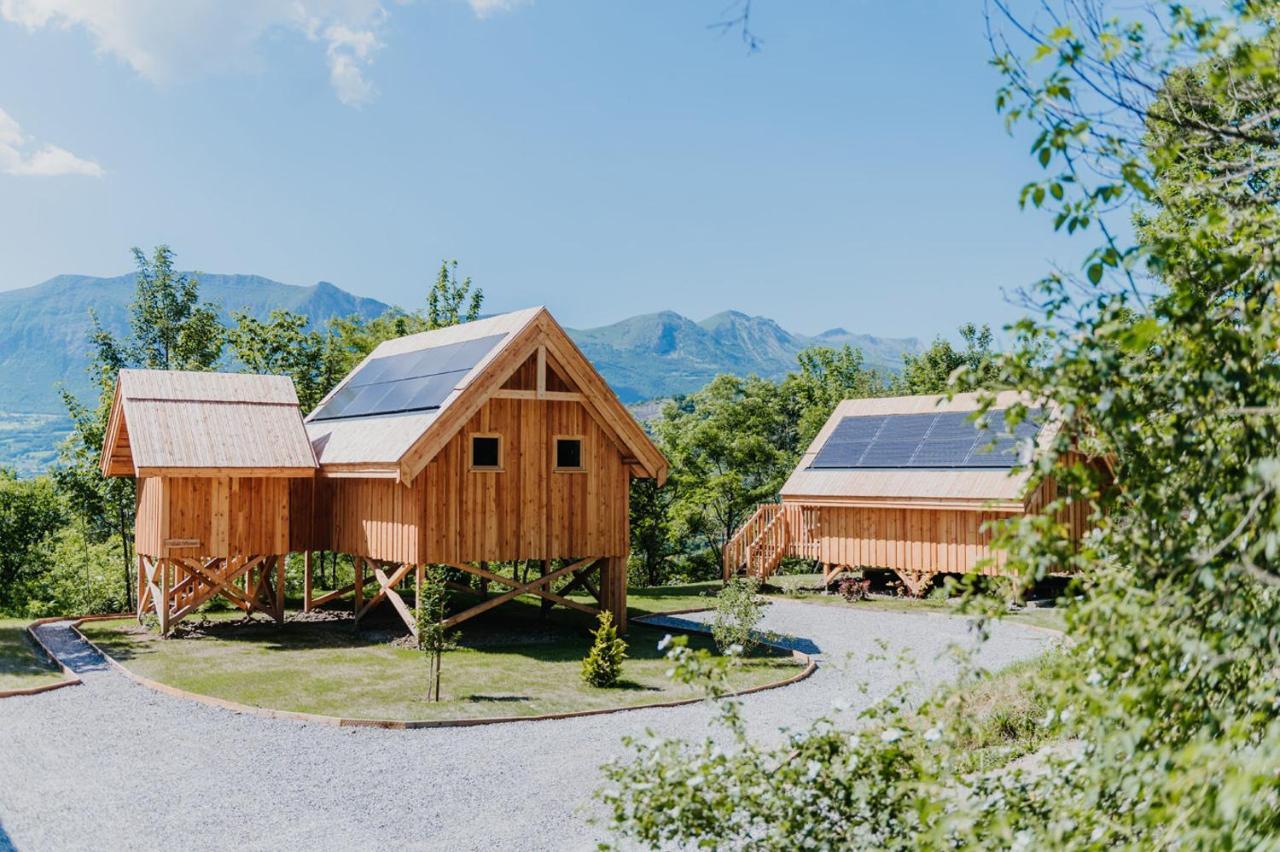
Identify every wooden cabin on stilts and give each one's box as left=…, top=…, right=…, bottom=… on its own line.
left=724, top=391, right=1087, bottom=595
left=296, top=307, right=667, bottom=636
left=101, top=371, right=318, bottom=633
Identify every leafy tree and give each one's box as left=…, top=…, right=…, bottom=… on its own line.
left=602, top=2, right=1280, bottom=846
left=318, top=259, right=486, bottom=369
left=897, top=323, right=1000, bottom=395
left=710, top=576, right=763, bottom=654
left=655, top=375, right=791, bottom=573
left=628, top=476, right=674, bottom=586
left=0, top=472, right=65, bottom=611
left=425, top=260, right=484, bottom=330
left=415, top=564, right=456, bottom=702
left=779, top=344, right=888, bottom=451
left=226, top=310, right=350, bottom=412
left=55, top=245, right=226, bottom=612
left=581, top=609, right=627, bottom=687
left=127, top=245, right=224, bottom=371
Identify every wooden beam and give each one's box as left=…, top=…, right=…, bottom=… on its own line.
left=440, top=558, right=599, bottom=629
left=303, top=551, right=313, bottom=612
left=136, top=554, right=148, bottom=623
left=158, top=558, right=171, bottom=635
left=354, top=557, right=364, bottom=623
left=308, top=576, right=378, bottom=609
left=490, top=388, right=589, bottom=403
left=536, top=345, right=547, bottom=399
left=274, top=556, right=285, bottom=623
left=367, top=564, right=418, bottom=636
left=355, top=561, right=415, bottom=622
left=134, top=466, right=316, bottom=478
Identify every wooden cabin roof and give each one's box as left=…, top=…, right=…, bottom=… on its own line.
left=780, top=390, right=1057, bottom=511
left=305, top=307, right=668, bottom=483
left=101, top=369, right=318, bottom=477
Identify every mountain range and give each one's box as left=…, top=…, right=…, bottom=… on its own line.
left=0, top=272, right=920, bottom=473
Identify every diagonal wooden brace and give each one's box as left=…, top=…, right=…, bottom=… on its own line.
left=355, top=560, right=416, bottom=623
left=440, top=558, right=599, bottom=628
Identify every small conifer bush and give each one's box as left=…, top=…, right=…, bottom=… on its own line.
left=581, top=610, right=627, bottom=687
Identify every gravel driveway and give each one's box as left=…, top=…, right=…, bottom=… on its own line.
left=0, top=600, right=1052, bottom=852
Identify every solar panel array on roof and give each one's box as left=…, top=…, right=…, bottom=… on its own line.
left=809, top=409, right=1043, bottom=470
left=310, top=333, right=507, bottom=422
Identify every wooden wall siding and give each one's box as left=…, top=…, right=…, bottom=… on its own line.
left=543, top=350, right=577, bottom=393
left=420, top=396, right=628, bottom=562
left=797, top=504, right=1016, bottom=575
left=287, top=477, right=328, bottom=552
left=327, top=476, right=423, bottom=564
left=319, top=397, right=630, bottom=564
left=138, top=476, right=291, bottom=559
left=500, top=351, right=577, bottom=393
left=106, top=413, right=134, bottom=475
left=135, top=476, right=164, bottom=556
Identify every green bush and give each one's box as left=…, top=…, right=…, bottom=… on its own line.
left=582, top=610, right=627, bottom=687
left=711, top=577, right=763, bottom=654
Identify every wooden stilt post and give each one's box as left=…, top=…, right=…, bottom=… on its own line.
left=479, top=561, right=489, bottom=599
left=600, top=555, right=627, bottom=633
left=158, top=558, right=171, bottom=635
left=539, top=559, right=551, bottom=617
left=303, top=550, right=313, bottom=612
left=353, top=556, right=364, bottom=625
left=416, top=563, right=425, bottom=618
left=274, top=555, right=285, bottom=623
left=136, top=554, right=146, bottom=623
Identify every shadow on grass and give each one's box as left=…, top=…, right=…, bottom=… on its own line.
left=86, top=587, right=794, bottom=673
left=610, top=680, right=662, bottom=692
left=466, top=694, right=531, bottom=703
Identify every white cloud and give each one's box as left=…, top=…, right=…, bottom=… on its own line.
left=0, top=1, right=529, bottom=107
left=0, top=0, right=391, bottom=107
left=467, top=0, right=530, bottom=19
left=0, top=107, right=102, bottom=177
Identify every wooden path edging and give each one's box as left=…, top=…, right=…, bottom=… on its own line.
left=68, top=614, right=816, bottom=730
left=0, top=615, right=98, bottom=699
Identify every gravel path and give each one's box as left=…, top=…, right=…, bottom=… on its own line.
left=0, top=601, right=1053, bottom=852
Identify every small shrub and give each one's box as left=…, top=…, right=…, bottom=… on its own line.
left=836, top=576, right=870, bottom=602
left=711, top=577, right=764, bottom=654
left=582, top=610, right=627, bottom=687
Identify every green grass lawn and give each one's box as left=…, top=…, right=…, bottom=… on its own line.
left=80, top=597, right=800, bottom=722
left=0, top=618, right=68, bottom=693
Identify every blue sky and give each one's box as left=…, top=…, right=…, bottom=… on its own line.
left=0, top=1, right=1079, bottom=340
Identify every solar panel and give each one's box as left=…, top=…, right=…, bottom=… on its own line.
left=310, top=333, right=506, bottom=422
left=809, top=408, right=1043, bottom=470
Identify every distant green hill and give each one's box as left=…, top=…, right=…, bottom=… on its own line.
left=0, top=272, right=391, bottom=414
left=572, top=310, right=918, bottom=402
left=0, top=273, right=919, bottom=474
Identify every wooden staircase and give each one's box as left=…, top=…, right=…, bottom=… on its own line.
left=723, top=503, right=819, bottom=582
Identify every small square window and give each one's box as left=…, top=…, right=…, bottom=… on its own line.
left=555, top=437, right=583, bottom=470
left=471, top=435, right=502, bottom=469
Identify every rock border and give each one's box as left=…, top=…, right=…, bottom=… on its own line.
left=68, top=612, right=816, bottom=729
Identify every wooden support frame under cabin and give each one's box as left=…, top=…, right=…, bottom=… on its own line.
left=303, top=554, right=630, bottom=634
left=137, top=552, right=285, bottom=635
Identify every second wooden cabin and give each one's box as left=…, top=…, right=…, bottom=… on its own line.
left=724, top=390, right=1088, bottom=594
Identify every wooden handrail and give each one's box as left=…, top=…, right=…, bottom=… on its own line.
left=724, top=502, right=823, bottom=581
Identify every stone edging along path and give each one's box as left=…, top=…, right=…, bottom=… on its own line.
left=61, top=609, right=816, bottom=730
left=0, top=615, right=107, bottom=699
